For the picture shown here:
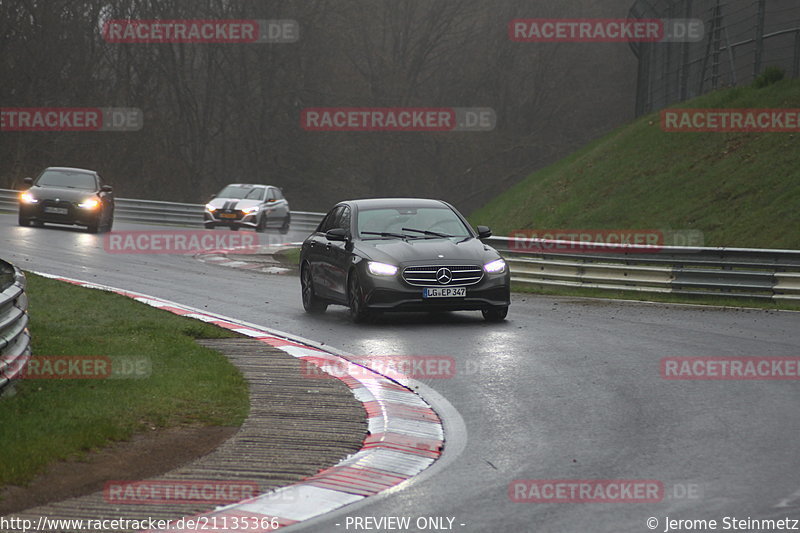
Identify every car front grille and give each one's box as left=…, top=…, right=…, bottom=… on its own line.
left=402, top=265, right=484, bottom=287
left=39, top=199, right=75, bottom=218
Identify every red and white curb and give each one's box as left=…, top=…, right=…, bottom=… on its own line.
left=194, top=243, right=302, bottom=275
left=32, top=272, right=444, bottom=532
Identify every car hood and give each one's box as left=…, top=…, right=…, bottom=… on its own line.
left=28, top=186, right=97, bottom=202
left=355, top=237, right=500, bottom=266
left=207, top=198, right=261, bottom=210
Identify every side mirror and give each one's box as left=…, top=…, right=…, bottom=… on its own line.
left=476, top=225, right=492, bottom=239
left=267, top=198, right=276, bottom=203
left=325, top=228, right=348, bottom=242
left=101, top=185, right=113, bottom=193
left=23, top=177, right=33, bottom=185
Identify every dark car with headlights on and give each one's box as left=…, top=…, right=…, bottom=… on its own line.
left=204, top=183, right=290, bottom=233
left=300, top=198, right=510, bottom=322
left=18, top=167, right=114, bottom=233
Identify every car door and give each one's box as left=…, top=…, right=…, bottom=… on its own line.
left=272, top=188, right=289, bottom=221
left=306, top=206, right=341, bottom=299
left=263, top=188, right=276, bottom=227
left=325, top=205, right=352, bottom=301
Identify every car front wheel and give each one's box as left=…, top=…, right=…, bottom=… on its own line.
left=348, top=271, right=375, bottom=323
left=301, top=264, right=327, bottom=314
left=18, top=215, right=30, bottom=227
left=482, top=306, right=508, bottom=322
left=255, top=215, right=267, bottom=233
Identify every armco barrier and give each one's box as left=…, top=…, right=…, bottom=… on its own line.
left=3, top=187, right=799, bottom=302
left=487, top=236, right=800, bottom=303
left=0, top=188, right=325, bottom=232
left=0, top=259, right=31, bottom=396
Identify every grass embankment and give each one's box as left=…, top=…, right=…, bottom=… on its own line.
left=470, top=79, right=800, bottom=249
left=469, top=78, right=800, bottom=309
left=0, top=274, right=248, bottom=486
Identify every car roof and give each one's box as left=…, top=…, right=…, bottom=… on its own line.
left=44, top=167, right=96, bottom=174
left=345, top=198, right=449, bottom=210
left=224, top=184, right=269, bottom=189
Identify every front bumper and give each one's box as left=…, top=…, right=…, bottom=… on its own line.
left=204, top=210, right=258, bottom=228
left=19, top=202, right=101, bottom=226
left=360, top=267, right=511, bottom=312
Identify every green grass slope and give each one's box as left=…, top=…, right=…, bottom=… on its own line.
left=470, top=79, right=800, bottom=249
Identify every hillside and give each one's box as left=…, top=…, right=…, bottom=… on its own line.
left=470, top=79, right=800, bottom=249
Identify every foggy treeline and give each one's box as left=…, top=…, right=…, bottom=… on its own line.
left=1, top=0, right=638, bottom=212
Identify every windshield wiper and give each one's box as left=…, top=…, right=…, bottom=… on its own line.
left=401, top=227, right=454, bottom=238
left=361, top=231, right=410, bottom=240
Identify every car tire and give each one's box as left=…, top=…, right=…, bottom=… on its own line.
left=301, top=264, right=328, bottom=314
left=204, top=222, right=216, bottom=230
left=279, top=214, right=290, bottom=235
left=255, top=215, right=267, bottom=233
left=18, top=215, right=31, bottom=227
left=482, top=306, right=508, bottom=322
left=230, top=226, right=239, bottom=231
left=87, top=222, right=99, bottom=233
left=348, top=270, right=375, bottom=323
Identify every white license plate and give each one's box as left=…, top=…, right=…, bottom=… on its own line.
left=423, top=287, right=466, bottom=298
left=44, top=207, right=68, bottom=215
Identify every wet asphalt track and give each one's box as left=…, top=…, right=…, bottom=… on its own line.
left=2, top=213, right=799, bottom=533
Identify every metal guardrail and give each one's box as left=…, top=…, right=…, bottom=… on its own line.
left=3, top=188, right=799, bottom=303
left=0, top=259, right=31, bottom=397
left=0, top=188, right=325, bottom=232
left=486, top=237, right=800, bottom=303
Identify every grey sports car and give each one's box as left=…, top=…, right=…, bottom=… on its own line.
left=300, top=198, right=510, bottom=322
left=204, top=183, right=290, bottom=233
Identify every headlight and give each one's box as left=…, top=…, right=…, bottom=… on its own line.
left=368, top=261, right=398, bottom=276
left=240, top=206, right=260, bottom=214
left=78, top=198, right=100, bottom=209
left=484, top=258, right=506, bottom=273
left=19, top=192, right=38, bottom=204
left=205, top=203, right=217, bottom=212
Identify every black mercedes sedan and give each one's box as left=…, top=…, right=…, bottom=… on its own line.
left=18, top=167, right=114, bottom=233
left=300, top=198, right=510, bottom=322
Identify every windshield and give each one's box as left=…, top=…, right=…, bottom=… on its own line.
left=357, top=207, right=471, bottom=239
left=36, top=170, right=96, bottom=190
left=216, top=185, right=264, bottom=200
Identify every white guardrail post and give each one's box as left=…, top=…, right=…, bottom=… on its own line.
left=0, top=259, right=31, bottom=397
left=2, top=188, right=799, bottom=303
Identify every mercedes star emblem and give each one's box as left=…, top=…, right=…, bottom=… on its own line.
left=436, top=267, right=453, bottom=285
